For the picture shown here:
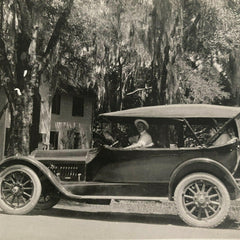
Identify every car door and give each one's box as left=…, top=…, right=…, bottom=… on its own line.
left=85, top=146, right=186, bottom=197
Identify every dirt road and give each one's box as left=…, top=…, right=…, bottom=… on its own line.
left=0, top=201, right=239, bottom=239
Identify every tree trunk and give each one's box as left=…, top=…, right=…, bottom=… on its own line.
left=229, top=49, right=240, bottom=106
left=39, top=72, right=53, bottom=149
left=7, top=88, right=34, bottom=156
left=150, top=0, right=183, bottom=105
left=1, top=0, right=74, bottom=155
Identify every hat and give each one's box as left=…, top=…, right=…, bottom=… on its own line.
left=134, top=119, right=149, bottom=129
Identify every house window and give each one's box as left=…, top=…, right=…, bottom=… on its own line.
left=50, top=131, right=59, bottom=149
left=72, top=97, right=84, bottom=117
left=52, top=94, right=61, bottom=114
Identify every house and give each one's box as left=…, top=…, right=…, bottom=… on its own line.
left=47, top=90, right=94, bottom=150
left=0, top=86, right=95, bottom=159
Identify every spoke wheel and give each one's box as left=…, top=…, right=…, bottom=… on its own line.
left=0, top=165, right=41, bottom=215
left=174, top=173, right=230, bottom=228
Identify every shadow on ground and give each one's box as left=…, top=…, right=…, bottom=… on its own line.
left=29, top=207, right=240, bottom=230
left=33, top=208, right=185, bottom=226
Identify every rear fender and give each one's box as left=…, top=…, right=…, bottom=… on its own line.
left=0, top=156, right=69, bottom=196
left=169, top=158, right=240, bottom=200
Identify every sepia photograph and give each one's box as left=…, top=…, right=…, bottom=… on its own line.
left=0, top=0, right=240, bottom=239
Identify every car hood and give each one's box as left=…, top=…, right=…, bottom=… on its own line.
left=31, top=148, right=99, bottom=163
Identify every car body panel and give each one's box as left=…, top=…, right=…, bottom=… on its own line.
left=168, top=157, right=240, bottom=200
left=87, top=142, right=239, bottom=183
left=62, top=182, right=169, bottom=197
left=0, top=155, right=69, bottom=196
left=2, top=139, right=235, bottom=199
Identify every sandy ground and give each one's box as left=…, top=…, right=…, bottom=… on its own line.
left=0, top=200, right=240, bottom=240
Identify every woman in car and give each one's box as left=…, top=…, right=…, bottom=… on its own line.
left=125, top=119, right=153, bottom=149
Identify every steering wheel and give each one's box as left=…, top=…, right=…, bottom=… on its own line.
left=110, top=141, right=119, bottom=147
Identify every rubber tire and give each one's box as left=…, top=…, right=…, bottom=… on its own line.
left=0, top=165, right=42, bottom=215
left=174, top=172, right=230, bottom=228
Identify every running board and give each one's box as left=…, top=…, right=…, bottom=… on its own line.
left=50, top=177, right=170, bottom=202
left=64, top=194, right=169, bottom=202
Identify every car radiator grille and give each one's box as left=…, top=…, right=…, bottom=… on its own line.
left=45, top=162, right=86, bottom=181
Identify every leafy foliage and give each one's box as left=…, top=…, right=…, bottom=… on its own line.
left=59, top=0, right=235, bottom=110
left=1, top=0, right=240, bottom=153
left=181, top=0, right=240, bottom=105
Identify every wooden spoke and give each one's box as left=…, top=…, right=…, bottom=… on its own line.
left=22, top=180, right=31, bottom=187
left=23, top=192, right=31, bottom=198
left=195, top=183, right=201, bottom=193
left=209, top=194, right=218, bottom=199
left=184, top=194, right=194, bottom=199
left=17, top=196, right=20, bottom=207
left=210, top=201, right=220, bottom=205
left=188, top=187, right=196, bottom=195
left=2, top=188, right=12, bottom=192
left=204, top=208, right=209, bottom=218
left=23, top=187, right=33, bottom=190
left=20, top=195, right=27, bottom=204
left=5, top=193, right=13, bottom=200
left=3, top=181, right=13, bottom=187
left=185, top=201, right=195, bottom=206
left=197, top=208, right=202, bottom=219
left=18, top=174, right=25, bottom=184
left=206, top=186, right=213, bottom=194
left=9, top=177, right=16, bottom=184
left=11, top=195, right=16, bottom=204
left=208, top=205, right=217, bottom=213
left=190, top=206, right=197, bottom=213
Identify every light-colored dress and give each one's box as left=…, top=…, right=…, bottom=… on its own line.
left=125, top=130, right=153, bottom=149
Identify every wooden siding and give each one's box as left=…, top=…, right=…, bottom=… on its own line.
left=51, top=94, right=93, bottom=149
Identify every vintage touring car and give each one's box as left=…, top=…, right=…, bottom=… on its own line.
left=1, top=104, right=240, bottom=228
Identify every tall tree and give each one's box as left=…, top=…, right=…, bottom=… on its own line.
left=60, top=0, right=233, bottom=109
left=1, top=0, right=238, bottom=155
left=148, top=0, right=183, bottom=104
left=57, top=0, right=153, bottom=112
left=178, top=0, right=240, bottom=104
left=0, top=0, right=73, bottom=156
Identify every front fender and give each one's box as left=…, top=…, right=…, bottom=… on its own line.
left=0, top=156, right=70, bottom=197
left=169, top=158, right=240, bottom=200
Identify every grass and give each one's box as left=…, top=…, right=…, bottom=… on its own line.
left=59, top=199, right=240, bottom=222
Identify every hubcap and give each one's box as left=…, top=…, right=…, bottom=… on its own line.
left=1, top=171, right=34, bottom=208
left=12, top=186, right=20, bottom=194
left=182, top=180, right=221, bottom=220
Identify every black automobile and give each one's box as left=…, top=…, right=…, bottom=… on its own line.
left=1, top=104, right=240, bottom=228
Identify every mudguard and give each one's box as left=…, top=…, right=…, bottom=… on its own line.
left=0, top=156, right=71, bottom=198
left=169, top=158, right=240, bottom=200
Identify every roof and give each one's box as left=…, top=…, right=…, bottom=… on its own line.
left=100, top=104, right=240, bottom=119
left=57, top=80, right=96, bottom=97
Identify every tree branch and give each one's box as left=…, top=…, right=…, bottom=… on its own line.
left=183, top=13, right=201, bottom=43
left=0, top=102, right=8, bottom=120
left=44, top=0, right=74, bottom=58
left=16, top=0, right=32, bottom=38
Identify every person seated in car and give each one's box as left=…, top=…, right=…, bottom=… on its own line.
left=125, top=119, right=153, bottom=149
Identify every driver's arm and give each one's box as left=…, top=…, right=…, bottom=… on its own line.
left=124, top=141, right=144, bottom=149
